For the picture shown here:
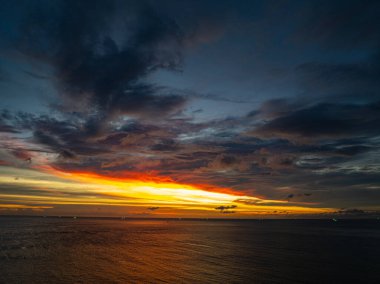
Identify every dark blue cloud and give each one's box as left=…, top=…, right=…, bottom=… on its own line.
left=14, top=0, right=187, bottom=121
left=252, top=101, right=380, bottom=140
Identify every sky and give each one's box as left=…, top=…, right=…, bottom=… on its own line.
left=0, top=0, right=380, bottom=218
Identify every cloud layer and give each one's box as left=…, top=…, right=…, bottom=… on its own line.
left=1, top=0, right=380, bottom=214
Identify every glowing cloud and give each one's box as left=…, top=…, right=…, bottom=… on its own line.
left=0, top=165, right=335, bottom=217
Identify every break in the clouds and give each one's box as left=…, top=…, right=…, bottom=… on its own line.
left=0, top=0, right=380, bottom=216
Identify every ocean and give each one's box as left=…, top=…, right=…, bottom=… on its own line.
left=0, top=217, right=379, bottom=283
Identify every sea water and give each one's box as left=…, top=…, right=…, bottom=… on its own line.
left=0, top=217, right=379, bottom=283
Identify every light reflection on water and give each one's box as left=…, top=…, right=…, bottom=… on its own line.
left=0, top=217, right=379, bottom=283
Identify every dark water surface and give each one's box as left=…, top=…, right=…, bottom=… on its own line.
left=0, top=217, right=379, bottom=283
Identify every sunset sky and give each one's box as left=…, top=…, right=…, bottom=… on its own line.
left=1, top=0, right=380, bottom=217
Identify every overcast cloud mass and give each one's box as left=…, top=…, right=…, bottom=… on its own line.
left=1, top=0, right=380, bottom=217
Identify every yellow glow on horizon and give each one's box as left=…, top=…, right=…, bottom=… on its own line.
left=0, top=165, right=336, bottom=216
left=0, top=204, right=53, bottom=209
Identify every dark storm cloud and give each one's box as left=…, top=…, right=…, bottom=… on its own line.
left=252, top=101, right=380, bottom=141
left=0, top=121, right=18, bottom=133
left=296, top=58, right=380, bottom=102
left=16, top=0, right=186, bottom=121
left=247, top=99, right=302, bottom=120
left=333, top=145, right=374, bottom=156
left=9, top=113, right=110, bottom=159
left=0, top=0, right=196, bottom=168
left=33, top=130, right=78, bottom=159
left=0, top=111, right=18, bottom=133
left=294, top=0, right=380, bottom=49
left=151, top=139, right=179, bottom=152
